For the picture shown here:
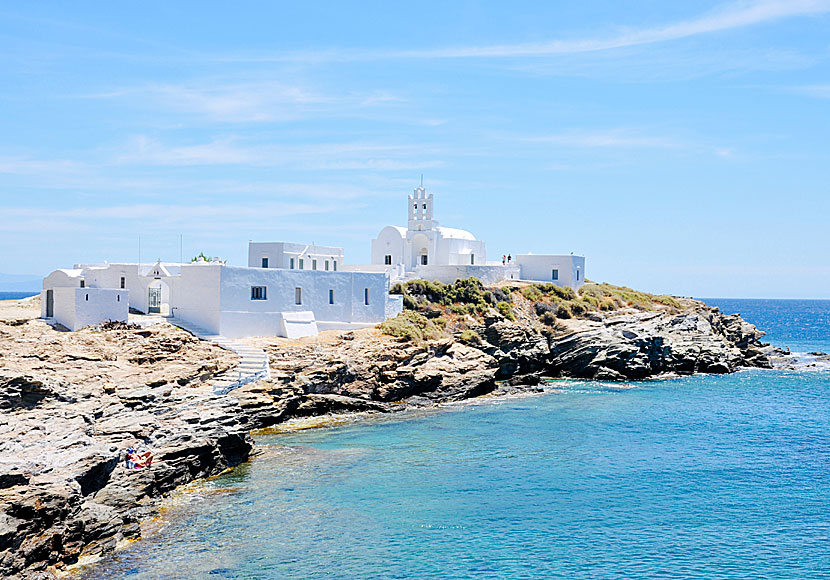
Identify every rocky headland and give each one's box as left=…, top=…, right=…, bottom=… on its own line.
left=0, top=282, right=783, bottom=578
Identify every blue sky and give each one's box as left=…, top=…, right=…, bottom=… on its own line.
left=1, top=0, right=828, bottom=297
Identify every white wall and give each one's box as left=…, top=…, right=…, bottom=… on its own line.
left=47, top=287, right=128, bottom=331
left=207, top=265, right=396, bottom=338
left=435, top=236, right=486, bottom=266
left=174, top=264, right=222, bottom=333
left=413, top=264, right=520, bottom=285
left=249, top=242, right=344, bottom=271
left=371, top=226, right=406, bottom=267
left=515, top=255, right=586, bottom=289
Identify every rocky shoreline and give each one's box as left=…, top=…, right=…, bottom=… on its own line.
left=0, top=294, right=781, bottom=579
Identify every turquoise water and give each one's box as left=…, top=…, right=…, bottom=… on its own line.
left=79, top=300, right=830, bottom=579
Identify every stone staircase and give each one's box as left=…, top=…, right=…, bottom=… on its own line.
left=168, top=319, right=271, bottom=395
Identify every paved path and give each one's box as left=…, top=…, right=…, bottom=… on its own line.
left=167, top=319, right=271, bottom=395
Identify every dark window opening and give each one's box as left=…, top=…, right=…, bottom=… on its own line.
left=262, top=257, right=269, bottom=268
left=251, top=286, right=267, bottom=300
left=384, top=255, right=392, bottom=265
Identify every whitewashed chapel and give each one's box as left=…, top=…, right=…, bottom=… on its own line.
left=42, top=185, right=585, bottom=337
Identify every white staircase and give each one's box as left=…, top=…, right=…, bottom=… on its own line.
left=169, top=319, right=271, bottom=395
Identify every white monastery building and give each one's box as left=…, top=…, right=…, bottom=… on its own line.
left=42, top=184, right=585, bottom=336
left=371, top=186, right=585, bottom=287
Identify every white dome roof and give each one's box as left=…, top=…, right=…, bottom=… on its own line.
left=436, top=226, right=476, bottom=241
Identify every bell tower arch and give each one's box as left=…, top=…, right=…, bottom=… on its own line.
left=407, top=186, right=437, bottom=231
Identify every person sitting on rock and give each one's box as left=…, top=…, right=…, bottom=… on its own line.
left=126, top=449, right=153, bottom=469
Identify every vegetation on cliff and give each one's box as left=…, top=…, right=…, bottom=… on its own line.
left=386, top=278, right=688, bottom=342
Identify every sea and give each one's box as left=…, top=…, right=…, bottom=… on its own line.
left=77, top=299, right=830, bottom=579
left=0, top=291, right=38, bottom=300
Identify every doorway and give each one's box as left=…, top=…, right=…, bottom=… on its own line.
left=45, top=290, right=53, bottom=317
left=148, top=287, right=162, bottom=313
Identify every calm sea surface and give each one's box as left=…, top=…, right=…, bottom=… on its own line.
left=78, top=300, right=830, bottom=579
left=0, top=291, right=38, bottom=300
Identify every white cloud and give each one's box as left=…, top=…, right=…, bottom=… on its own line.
left=114, top=135, right=444, bottom=170
left=115, top=135, right=261, bottom=165
left=212, top=0, right=830, bottom=63
left=789, top=84, right=830, bottom=98
left=83, top=81, right=408, bottom=123
left=0, top=156, right=83, bottom=175
left=522, top=130, right=681, bottom=149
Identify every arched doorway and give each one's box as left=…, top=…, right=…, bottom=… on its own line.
left=411, top=233, right=429, bottom=268
left=147, top=280, right=170, bottom=316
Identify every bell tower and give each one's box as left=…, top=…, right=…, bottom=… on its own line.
left=407, top=186, right=437, bottom=231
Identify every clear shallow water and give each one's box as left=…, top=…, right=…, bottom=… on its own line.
left=78, top=300, right=830, bottom=579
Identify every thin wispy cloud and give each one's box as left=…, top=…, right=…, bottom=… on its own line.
left=0, top=155, right=83, bottom=175
left=114, top=135, right=445, bottom=170
left=521, top=130, right=682, bottom=149
left=789, top=84, right=830, bottom=97
left=211, top=0, right=830, bottom=63
left=82, top=81, right=408, bottom=123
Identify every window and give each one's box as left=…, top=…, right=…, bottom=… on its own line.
left=251, top=286, right=267, bottom=300
left=333, top=260, right=337, bottom=271
left=423, top=203, right=427, bottom=210
left=299, top=259, right=304, bottom=270
left=421, top=254, right=428, bottom=266
left=295, top=287, right=302, bottom=305
left=262, top=257, right=269, bottom=268
left=325, top=260, right=329, bottom=271
left=85, top=293, right=88, bottom=301
left=364, top=288, right=370, bottom=305
left=117, top=295, right=120, bottom=302
left=290, top=258, right=295, bottom=269
left=80, top=279, right=85, bottom=288
left=470, top=254, right=475, bottom=265
left=120, top=277, right=125, bottom=289
left=329, top=289, right=335, bottom=304
left=384, top=255, right=392, bottom=265
left=576, top=270, right=580, bottom=281
left=552, top=269, right=559, bottom=281
left=312, top=259, right=317, bottom=271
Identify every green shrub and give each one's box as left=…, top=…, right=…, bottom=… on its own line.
left=655, top=295, right=682, bottom=309
left=484, top=287, right=512, bottom=305
left=550, top=285, right=576, bottom=300
left=378, top=311, right=443, bottom=342
left=556, top=304, right=572, bottom=319
left=521, top=286, right=542, bottom=302
left=497, top=301, right=515, bottom=321
left=540, top=311, right=558, bottom=326
left=453, top=277, right=486, bottom=305
left=458, top=329, right=481, bottom=345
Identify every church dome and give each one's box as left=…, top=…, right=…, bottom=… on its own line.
left=436, top=226, right=476, bottom=241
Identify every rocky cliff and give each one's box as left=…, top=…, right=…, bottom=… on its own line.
left=0, top=291, right=778, bottom=578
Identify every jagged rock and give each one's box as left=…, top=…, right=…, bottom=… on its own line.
left=0, top=293, right=773, bottom=578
